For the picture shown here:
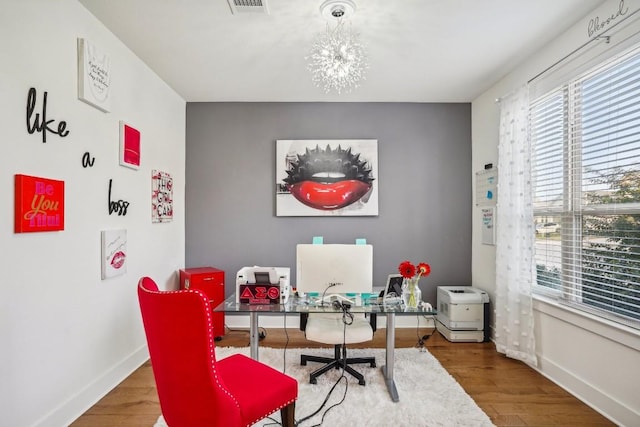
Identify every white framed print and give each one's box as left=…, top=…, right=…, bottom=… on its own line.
left=276, top=139, right=378, bottom=216
left=77, top=38, right=111, bottom=112
left=101, top=229, right=127, bottom=279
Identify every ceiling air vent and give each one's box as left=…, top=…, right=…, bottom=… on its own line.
left=227, top=0, right=269, bottom=14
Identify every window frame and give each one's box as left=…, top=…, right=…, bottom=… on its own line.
left=531, top=46, right=640, bottom=329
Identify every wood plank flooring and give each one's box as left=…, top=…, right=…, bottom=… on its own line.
left=71, top=327, right=615, bottom=427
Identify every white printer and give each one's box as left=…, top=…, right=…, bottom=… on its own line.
left=436, top=286, right=490, bottom=343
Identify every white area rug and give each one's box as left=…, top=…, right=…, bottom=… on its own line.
left=154, top=346, right=494, bottom=427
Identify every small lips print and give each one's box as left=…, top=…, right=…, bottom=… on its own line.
left=111, top=251, right=126, bottom=269
left=289, top=180, right=372, bottom=210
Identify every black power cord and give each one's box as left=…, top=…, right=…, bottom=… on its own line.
left=319, top=282, right=337, bottom=307
left=332, top=300, right=354, bottom=325
left=295, top=301, right=352, bottom=426
left=415, top=314, right=436, bottom=352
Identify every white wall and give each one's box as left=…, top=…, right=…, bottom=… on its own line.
left=472, top=0, right=640, bottom=425
left=0, top=1, right=185, bottom=426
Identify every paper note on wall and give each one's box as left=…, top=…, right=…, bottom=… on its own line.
left=481, top=207, right=495, bottom=245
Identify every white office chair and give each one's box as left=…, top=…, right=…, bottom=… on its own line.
left=300, top=305, right=377, bottom=386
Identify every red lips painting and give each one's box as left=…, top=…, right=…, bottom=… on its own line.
left=277, top=140, right=378, bottom=216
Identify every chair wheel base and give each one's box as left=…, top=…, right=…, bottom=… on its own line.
left=301, top=345, right=376, bottom=386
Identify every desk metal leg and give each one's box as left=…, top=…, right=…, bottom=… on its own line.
left=382, top=312, right=399, bottom=402
left=249, top=312, right=259, bottom=360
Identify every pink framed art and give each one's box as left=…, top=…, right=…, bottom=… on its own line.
left=119, top=121, right=140, bottom=169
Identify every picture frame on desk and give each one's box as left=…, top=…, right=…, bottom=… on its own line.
left=383, top=274, right=404, bottom=299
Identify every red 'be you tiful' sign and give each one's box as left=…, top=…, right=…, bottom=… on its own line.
left=14, top=174, right=65, bottom=233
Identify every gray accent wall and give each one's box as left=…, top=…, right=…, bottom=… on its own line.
left=185, top=102, right=471, bottom=304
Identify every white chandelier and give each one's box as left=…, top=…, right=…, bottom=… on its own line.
left=307, top=0, right=368, bottom=94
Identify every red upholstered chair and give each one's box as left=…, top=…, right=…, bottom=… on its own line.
left=138, top=277, right=297, bottom=427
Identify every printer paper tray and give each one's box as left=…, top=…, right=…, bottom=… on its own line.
left=436, top=321, right=485, bottom=343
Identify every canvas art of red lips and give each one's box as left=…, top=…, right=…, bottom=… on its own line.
left=283, top=144, right=374, bottom=211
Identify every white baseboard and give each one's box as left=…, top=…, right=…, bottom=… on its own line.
left=33, top=345, right=150, bottom=427
left=536, top=355, right=637, bottom=426
left=223, top=313, right=436, bottom=330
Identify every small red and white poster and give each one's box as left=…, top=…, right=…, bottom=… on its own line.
left=152, top=170, right=173, bottom=223
left=14, top=174, right=65, bottom=233
left=101, top=229, right=127, bottom=279
left=119, top=121, right=140, bottom=169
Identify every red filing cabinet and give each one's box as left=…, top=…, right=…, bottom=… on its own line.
left=179, top=267, right=225, bottom=339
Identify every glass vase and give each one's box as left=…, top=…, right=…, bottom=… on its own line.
left=401, top=278, right=421, bottom=309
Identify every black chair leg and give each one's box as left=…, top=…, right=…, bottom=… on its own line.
left=309, top=360, right=340, bottom=384
left=301, top=344, right=375, bottom=385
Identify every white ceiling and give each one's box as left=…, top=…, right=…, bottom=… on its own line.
left=78, top=0, right=605, bottom=103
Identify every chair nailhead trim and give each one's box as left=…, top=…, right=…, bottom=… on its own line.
left=139, top=282, right=242, bottom=413
left=245, top=398, right=296, bottom=427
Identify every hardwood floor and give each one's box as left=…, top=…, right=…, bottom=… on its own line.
left=71, top=327, right=615, bottom=427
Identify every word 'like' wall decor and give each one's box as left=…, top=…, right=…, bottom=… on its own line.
left=26, top=87, right=70, bottom=143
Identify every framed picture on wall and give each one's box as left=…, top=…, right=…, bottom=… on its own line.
left=276, top=139, right=378, bottom=216
left=152, top=170, right=173, bottom=223
left=119, top=121, right=141, bottom=169
left=14, top=174, right=65, bottom=233
left=101, top=229, right=127, bottom=279
left=77, top=38, right=111, bottom=112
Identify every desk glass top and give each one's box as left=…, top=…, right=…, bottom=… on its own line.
left=214, top=293, right=436, bottom=315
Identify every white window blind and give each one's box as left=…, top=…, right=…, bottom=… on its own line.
left=531, top=45, right=640, bottom=329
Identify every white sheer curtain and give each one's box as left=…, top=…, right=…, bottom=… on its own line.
left=495, top=84, right=537, bottom=367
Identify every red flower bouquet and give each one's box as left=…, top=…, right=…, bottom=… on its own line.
left=397, top=260, right=431, bottom=308
left=398, top=261, right=431, bottom=280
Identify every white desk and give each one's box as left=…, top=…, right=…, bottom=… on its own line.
left=214, top=294, right=436, bottom=402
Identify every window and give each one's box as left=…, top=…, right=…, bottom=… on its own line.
left=531, top=46, right=640, bottom=329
